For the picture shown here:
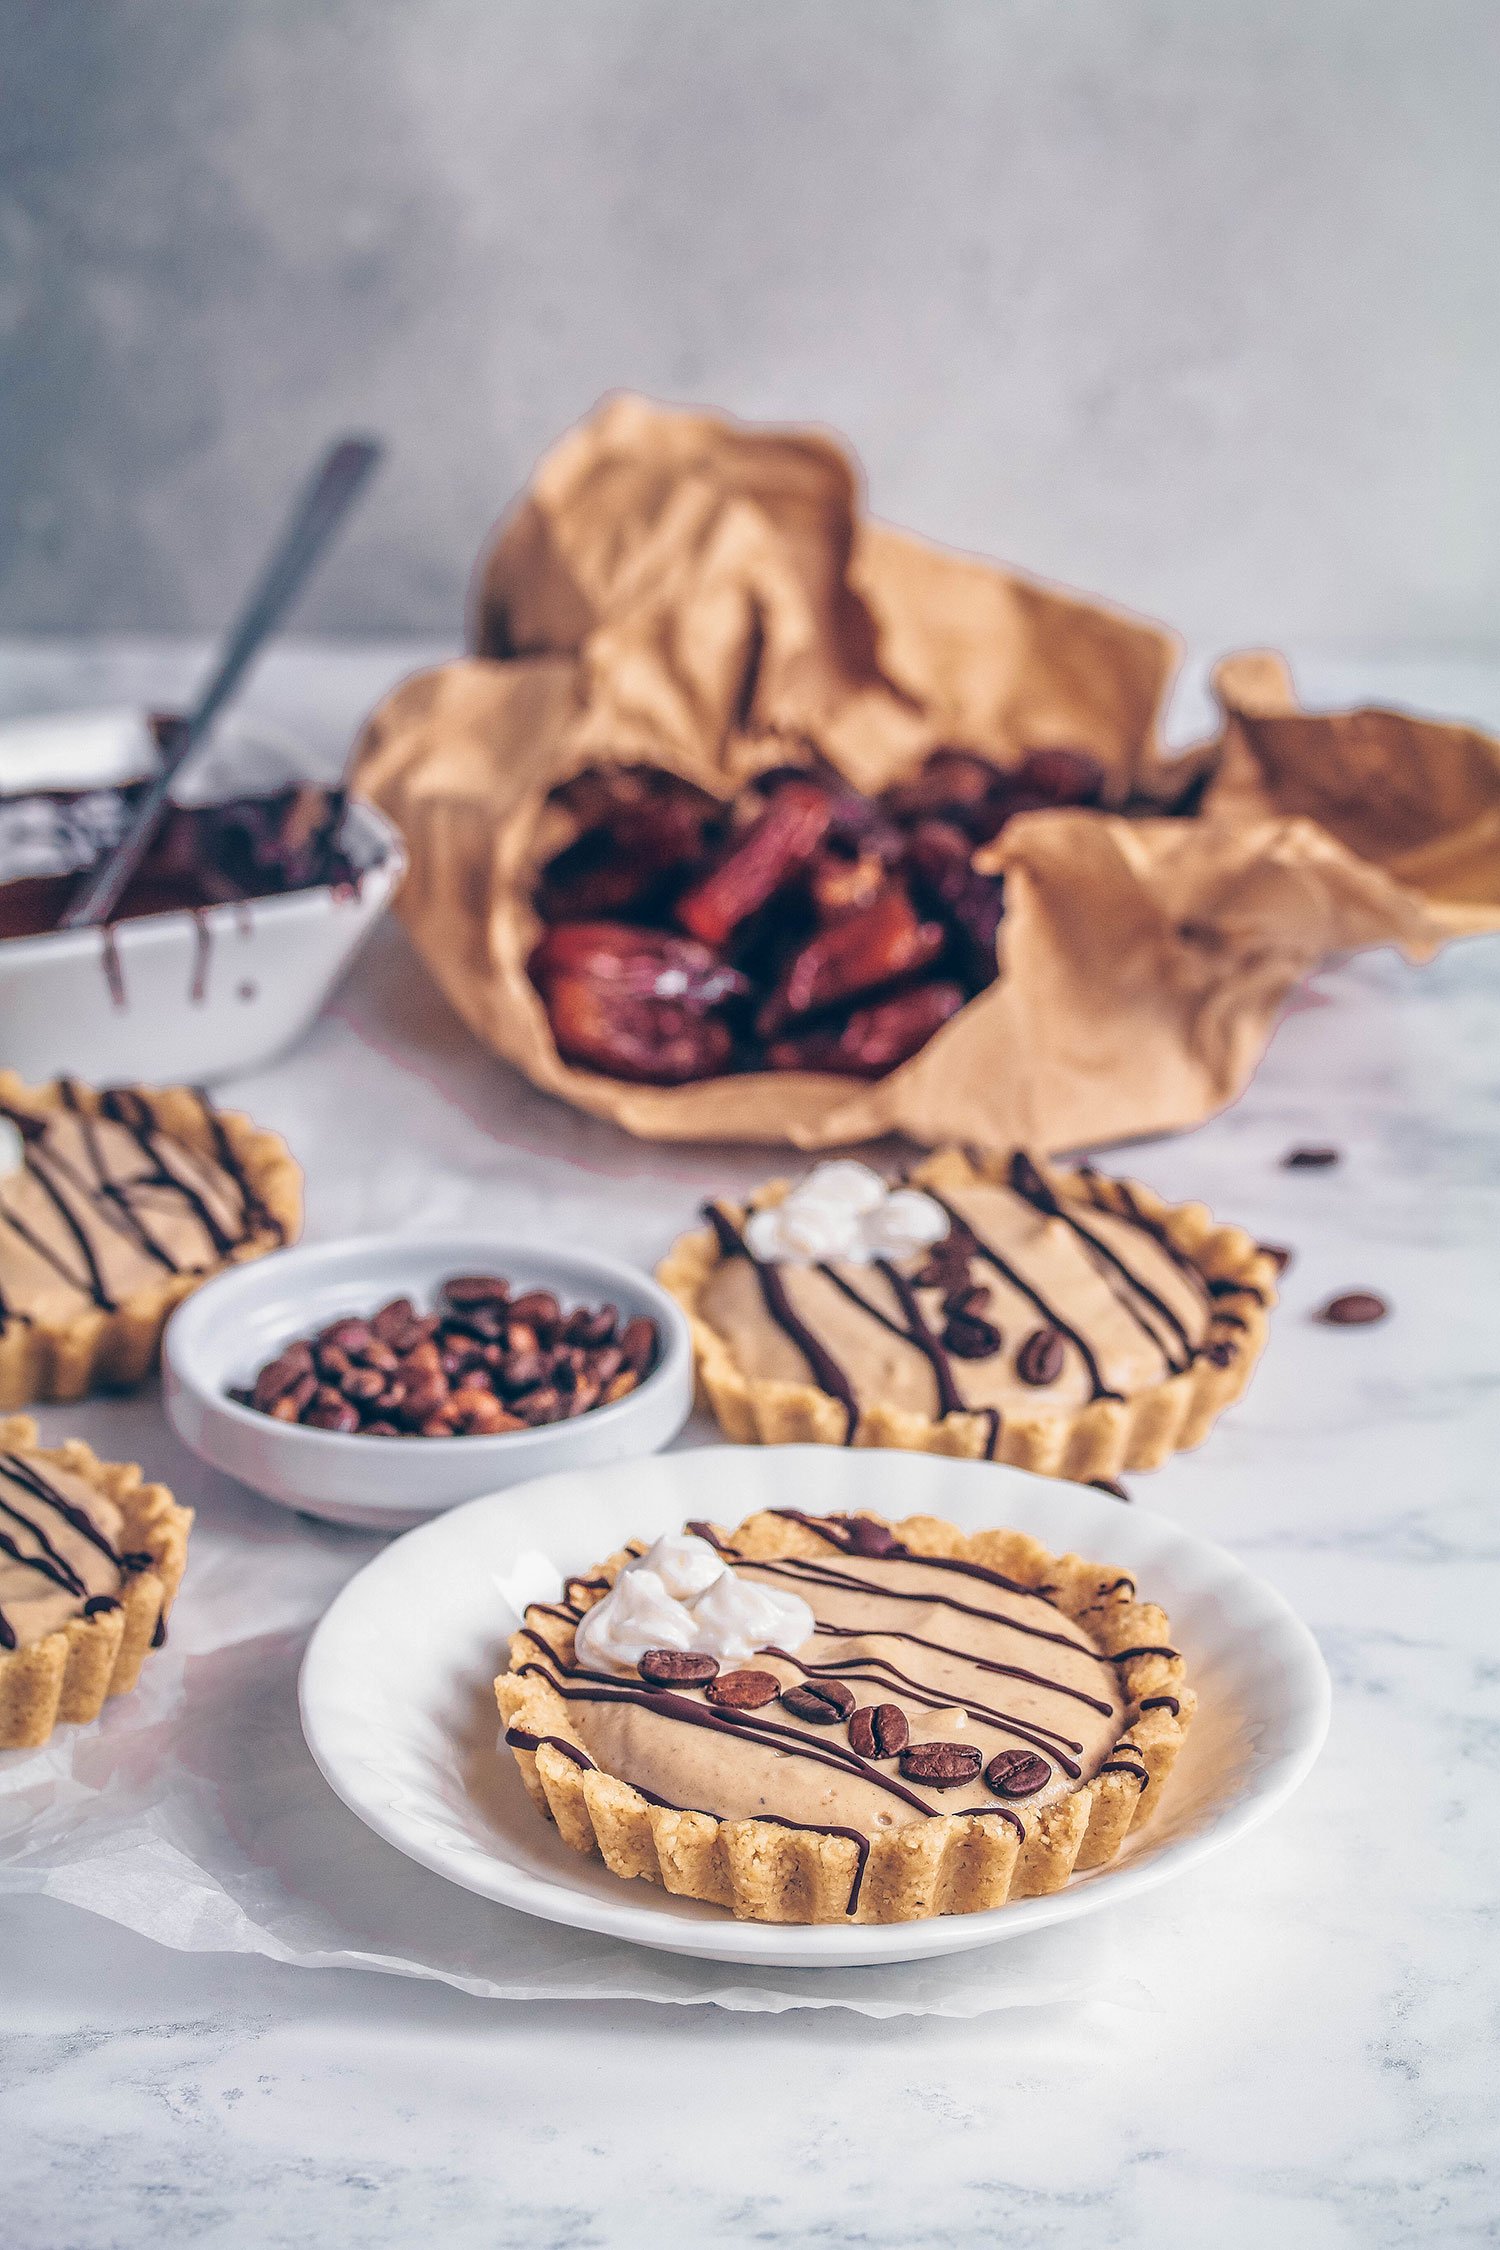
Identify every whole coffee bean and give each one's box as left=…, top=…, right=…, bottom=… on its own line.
left=305, top=1398, right=360, bottom=1434
left=900, top=1740, right=983, bottom=1788
left=638, top=1648, right=720, bottom=1688
left=319, top=1317, right=373, bottom=1355
left=500, top=1348, right=549, bottom=1395
left=1316, top=1290, right=1389, bottom=1325
left=849, top=1703, right=909, bottom=1760
left=443, top=1274, right=511, bottom=1308
left=984, top=1748, right=1051, bottom=1799
left=780, top=1679, right=856, bottom=1724
left=371, top=1297, right=416, bottom=1341
left=341, top=1368, right=387, bottom=1404
left=589, top=1345, right=624, bottom=1389
left=943, top=1283, right=991, bottom=1319
left=363, top=1420, right=401, bottom=1437
left=517, top=1386, right=565, bottom=1425
left=355, top=1338, right=400, bottom=1374
left=567, top=1304, right=618, bottom=1347
left=705, top=1668, right=780, bottom=1710
left=943, top=1311, right=1002, bottom=1359
left=618, top=1316, right=657, bottom=1376
left=1283, top=1145, right=1339, bottom=1169
left=251, top=1344, right=314, bottom=1411
left=1015, top=1326, right=1066, bottom=1386
left=510, top=1291, right=562, bottom=1338
left=400, top=1338, right=444, bottom=1380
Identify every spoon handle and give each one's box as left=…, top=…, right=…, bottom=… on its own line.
left=60, top=436, right=383, bottom=930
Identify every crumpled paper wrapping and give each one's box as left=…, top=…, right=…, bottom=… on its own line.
left=353, top=395, right=1500, bottom=1152
left=0, top=1513, right=1136, bottom=2017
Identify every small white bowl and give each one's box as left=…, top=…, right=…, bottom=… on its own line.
left=163, top=1234, right=695, bottom=1530
left=0, top=796, right=404, bottom=1087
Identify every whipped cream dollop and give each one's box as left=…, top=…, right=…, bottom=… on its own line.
left=0, top=1118, right=24, bottom=1179
left=571, top=1529, right=815, bottom=1673
left=743, top=1159, right=949, bottom=1269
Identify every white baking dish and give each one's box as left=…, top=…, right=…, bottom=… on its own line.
left=0, top=792, right=405, bottom=1086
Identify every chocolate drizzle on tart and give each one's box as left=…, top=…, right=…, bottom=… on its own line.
left=0, top=1448, right=125, bottom=1651
left=504, top=1528, right=1162, bottom=1912
left=693, top=1152, right=1253, bottom=1446
left=0, top=1082, right=280, bottom=1328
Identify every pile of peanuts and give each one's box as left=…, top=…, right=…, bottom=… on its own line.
left=232, top=1275, right=658, bottom=1437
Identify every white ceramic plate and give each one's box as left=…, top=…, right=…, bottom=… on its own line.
left=299, top=1446, right=1331, bottom=1968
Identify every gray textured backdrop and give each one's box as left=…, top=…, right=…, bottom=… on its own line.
left=2, top=0, right=1495, bottom=652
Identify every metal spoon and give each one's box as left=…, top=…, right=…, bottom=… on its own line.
left=60, top=435, right=383, bottom=929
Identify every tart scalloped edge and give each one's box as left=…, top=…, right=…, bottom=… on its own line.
left=496, top=1506, right=1195, bottom=1926
left=656, top=1145, right=1279, bottom=1481
left=0, top=1071, right=304, bottom=1411
left=0, top=1413, right=193, bottom=1750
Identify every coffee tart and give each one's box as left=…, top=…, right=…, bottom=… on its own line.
left=658, top=1149, right=1277, bottom=1482
left=0, top=1072, right=301, bottom=1408
left=0, top=1414, right=192, bottom=1748
left=498, top=1508, right=1192, bottom=1925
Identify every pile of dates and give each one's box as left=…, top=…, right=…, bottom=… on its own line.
left=231, top=1277, right=658, bottom=1437
left=528, top=747, right=1107, bottom=1084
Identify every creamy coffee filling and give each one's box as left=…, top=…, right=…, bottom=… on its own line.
left=514, top=1534, right=1130, bottom=1838
left=696, top=1160, right=1214, bottom=1433
left=0, top=1449, right=126, bottom=1650
left=0, top=1087, right=268, bottom=1328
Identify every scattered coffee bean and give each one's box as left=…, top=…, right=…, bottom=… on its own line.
left=1283, top=1145, right=1339, bottom=1169
left=780, top=1679, right=856, bottom=1724
left=849, top=1703, right=909, bottom=1760
left=942, top=1310, right=1003, bottom=1359
left=1015, top=1326, right=1066, bottom=1386
left=983, top=1747, right=1051, bottom=1798
left=943, top=1283, right=991, bottom=1319
left=704, top=1668, right=781, bottom=1710
left=232, top=1279, right=657, bottom=1439
left=638, top=1648, right=720, bottom=1687
left=900, top=1740, right=983, bottom=1787
left=1315, top=1290, right=1389, bottom=1326
left=1090, top=1477, right=1132, bottom=1504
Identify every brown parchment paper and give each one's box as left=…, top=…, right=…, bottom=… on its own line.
left=352, top=396, right=1500, bottom=1154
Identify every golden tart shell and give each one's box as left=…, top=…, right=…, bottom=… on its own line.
left=0, top=1072, right=302, bottom=1410
left=0, top=1415, right=193, bottom=1750
left=657, top=1147, right=1277, bottom=1482
left=497, top=1507, right=1193, bottom=1927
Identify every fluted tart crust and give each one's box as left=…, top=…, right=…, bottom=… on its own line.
left=0, top=1414, right=192, bottom=1749
left=658, top=1147, right=1277, bottom=1483
left=0, top=1072, right=302, bottom=1409
left=497, top=1507, right=1193, bottom=1926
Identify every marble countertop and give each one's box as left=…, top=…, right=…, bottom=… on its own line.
left=3, top=638, right=1498, bottom=2249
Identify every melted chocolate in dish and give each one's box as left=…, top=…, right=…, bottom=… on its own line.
left=513, top=1524, right=1139, bottom=1913
left=0, top=782, right=357, bottom=941
left=0, top=1083, right=279, bottom=1332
